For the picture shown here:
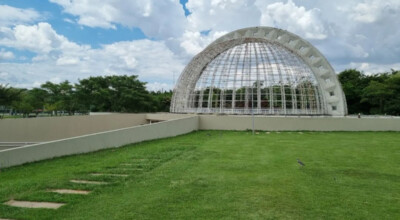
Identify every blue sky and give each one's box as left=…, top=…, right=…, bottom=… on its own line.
left=0, top=0, right=399, bottom=90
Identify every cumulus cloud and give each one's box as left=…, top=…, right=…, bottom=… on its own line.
left=96, top=40, right=185, bottom=81
left=146, top=82, right=174, bottom=92
left=178, top=0, right=260, bottom=57
left=349, top=0, right=400, bottom=23
left=0, top=22, right=184, bottom=90
left=180, top=30, right=227, bottom=56
left=0, top=22, right=85, bottom=54
left=49, top=0, right=187, bottom=38
left=186, top=0, right=261, bottom=32
left=347, top=62, right=400, bottom=75
left=257, top=0, right=327, bottom=40
left=0, top=48, right=14, bottom=60
left=0, top=5, right=41, bottom=27
left=1, top=0, right=400, bottom=90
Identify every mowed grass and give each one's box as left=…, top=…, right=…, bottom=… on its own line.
left=0, top=131, right=399, bottom=219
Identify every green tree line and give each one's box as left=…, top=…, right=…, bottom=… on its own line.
left=338, top=69, right=400, bottom=115
left=0, top=75, right=172, bottom=117
left=1, top=70, right=400, bottom=117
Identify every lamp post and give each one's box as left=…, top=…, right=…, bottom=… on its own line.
left=252, top=85, right=255, bottom=135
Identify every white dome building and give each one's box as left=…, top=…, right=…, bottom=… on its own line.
left=171, top=27, right=347, bottom=116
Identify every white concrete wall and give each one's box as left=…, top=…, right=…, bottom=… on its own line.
left=0, top=116, right=198, bottom=168
left=1, top=113, right=399, bottom=168
left=199, top=115, right=400, bottom=131
left=0, top=114, right=147, bottom=142
left=146, top=113, right=195, bottom=121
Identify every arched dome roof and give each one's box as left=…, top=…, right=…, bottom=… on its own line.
left=171, top=27, right=347, bottom=116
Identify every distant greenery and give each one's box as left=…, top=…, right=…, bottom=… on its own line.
left=0, top=131, right=399, bottom=219
left=0, top=75, right=172, bottom=117
left=1, top=69, right=400, bottom=116
left=338, top=69, right=400, bottom=115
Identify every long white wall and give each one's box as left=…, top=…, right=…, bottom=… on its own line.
left=199, top=115, right=400, bottom=131
left=1, top=113, right=399, bottom=168
left=146, top=113, right=195, bottom=121
left=0, top=114, right=147, bottom=142
left=0, top=116, right=198, bottom=168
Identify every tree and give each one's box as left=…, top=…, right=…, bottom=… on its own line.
left=27, top=88, right=48, bottom=115
left=385, top=71, right=400, bottom=115
left=41, top=81, right=77, bottom=115
left=75, top=75, right=154, bottom=113
left=150, top=90, right=172, bottom=112
left=338, top=69, right=400, bottom=115
left=338, top=69, right=371, bottom=114
left=0, top=84, right=22, bottom=107
left=0, top=84, right=23, bottom=116
left=12, top=90, right=33, bottom=117
left=361, top=80, right=391, bottom=114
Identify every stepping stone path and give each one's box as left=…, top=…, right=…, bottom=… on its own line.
left=70, top=179, right=108, bottom=185
left=4, top=200, right=65, bottom=209
left=3, top=157, right=160, bottom=218
left=90, top=173, right=128, bottom=177
left=266, top=132, right=270, bottom=134
left=298, top=132, right=303, bottom=134
left=48, top=189, right=91, bottom=195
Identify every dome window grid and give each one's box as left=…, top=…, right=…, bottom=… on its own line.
left=171, top=27, right=347, bottom=116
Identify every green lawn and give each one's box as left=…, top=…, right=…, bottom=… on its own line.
left=0, top=131, right=399, bottom=219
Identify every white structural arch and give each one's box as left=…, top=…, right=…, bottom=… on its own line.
left=171, top=26, right=347, bottom=116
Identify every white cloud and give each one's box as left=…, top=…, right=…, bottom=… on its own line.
left=49, top=0, right=187, bottom=38
left=186, top=0, right=261, bottom=32
left=2, top=1, right=400, bottom=90
left=180, top=30, right=227, bottom=56
left=96, top=40, right=185, bottom=81
left=0, top=23, right=184, bottom=89
left=0, top=5, right=41, bottom=27
left=0, top=22, right=85, bottom=54
left=348, top=62, right=400, bottom=75
left=146, top=82, right=174, bottom=92
left=257, top=0, right=327, bottom=40
left=63, top=18, right=75, bottom=24
left=0, top=48, right=14, bottom=60
left=56, top=56, right=79, bottom=65
left=349, top=0, right=400, bottom=23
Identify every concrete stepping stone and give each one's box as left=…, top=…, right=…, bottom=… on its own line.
left=48, top=189, right=91, bottom=195
left=120, top=163, right=133, bottom=166
left=90, top=173, right=128, bottom=177
left=120, top=168, right=143, bottom=170
left=110, top=168, right=143, bottom=172
left=4, top=200, right=65, bottom=209
left=70, top=180, right=108, bottom=185
left=121, top=163, right=147, bottom=167
left=0, top=218, right=16, bottom=220
left=109, top=168, right=143, bottom=171
left=133, top=158, right=160, bottom=161
left=298, top=132, right=303, bottom=134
